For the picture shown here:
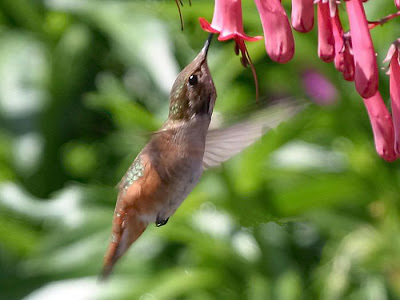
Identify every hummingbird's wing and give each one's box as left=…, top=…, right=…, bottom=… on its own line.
left=202, top=99, right=304, bottom=169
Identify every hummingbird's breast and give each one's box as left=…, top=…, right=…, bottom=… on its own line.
left=141, top=116, right=211, bottom=222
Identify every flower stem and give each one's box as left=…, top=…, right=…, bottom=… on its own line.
left=368, top=11, right=400, bottom=29
left=175, top=0, right=184, bottom=30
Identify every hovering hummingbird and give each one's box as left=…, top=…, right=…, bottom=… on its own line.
left=101, top=34, right=302, bottom=279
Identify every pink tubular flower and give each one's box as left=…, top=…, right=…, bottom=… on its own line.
left=317, top=1, right=335, bottom=62
left=363, top=91, right=396, bottom=162
left=199, top=0, right=262, bottom=96
left=396, top=0, right=400, bottom=10
left=346, top=0, right=379, bottom=98
left=199, top=0, right=261, bottom=44
left=254, top=0, right=295, bottom=63
left=384, top=40, right=400, bottom=156
left=291, top=0, right=314, bottom=33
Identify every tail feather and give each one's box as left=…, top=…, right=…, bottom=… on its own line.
left=100, top=207, right=147, bottom=281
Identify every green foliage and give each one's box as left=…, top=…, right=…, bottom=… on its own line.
left=0, top=1, right=400, bottom=299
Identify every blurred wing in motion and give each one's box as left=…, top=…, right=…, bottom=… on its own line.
left=202, top=99, right=305, bottom=169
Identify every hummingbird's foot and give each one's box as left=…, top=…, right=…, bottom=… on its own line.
left=155, top=217, right=169, bottom=227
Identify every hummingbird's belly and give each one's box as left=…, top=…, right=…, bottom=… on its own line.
left=157, top=160, right=203, bottom=222
left=171, top=165, right=203, bottom=208
left=137, top=117, right=210, bottom=224
left=133, top=157, right=204, bottom=225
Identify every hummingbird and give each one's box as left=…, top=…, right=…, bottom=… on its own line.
left=101, top=34, right=302, bottom=279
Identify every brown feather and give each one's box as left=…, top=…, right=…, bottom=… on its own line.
left=101, top=154, right=164, bottom=280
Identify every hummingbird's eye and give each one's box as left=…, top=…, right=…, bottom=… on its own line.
left=188, top=74, right=198, bottom=86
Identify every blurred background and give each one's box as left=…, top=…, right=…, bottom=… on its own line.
left=1, top=0, right=400, bottom=299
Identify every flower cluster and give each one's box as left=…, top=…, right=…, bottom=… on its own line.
left=198, top=0, right=400, bottom=162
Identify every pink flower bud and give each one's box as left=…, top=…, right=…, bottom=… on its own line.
left=291, top=0, right=314, bottom=33
left=395, top=0, right=400, bottom=10
left=254, top=0, right=295, bottom=63
left=317, top=1, right=335, bottom=62
left=384, top=40, right=400, bottom=156
left=346, top=0, right=379, bottom=98
left=363, top=92, right=396, bottom=162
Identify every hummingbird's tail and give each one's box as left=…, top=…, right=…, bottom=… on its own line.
left=100, top=207, right=147, bottom=281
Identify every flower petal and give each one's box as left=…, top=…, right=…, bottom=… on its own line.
left=383, top=41, right=398, bottom=64
left=218, top=32, right=262, bottom=42
left=199, top=18, right=220, bottom=34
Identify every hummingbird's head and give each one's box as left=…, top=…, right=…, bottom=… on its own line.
left=168, top=34, right=216, bottom=121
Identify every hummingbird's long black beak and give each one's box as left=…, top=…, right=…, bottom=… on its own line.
left=192, top=33, right=213, bottom=65
left=201, top=33, right=213, bottom=57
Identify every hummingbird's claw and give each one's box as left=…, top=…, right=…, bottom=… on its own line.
left=155, top=217, right=169, bottom=227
